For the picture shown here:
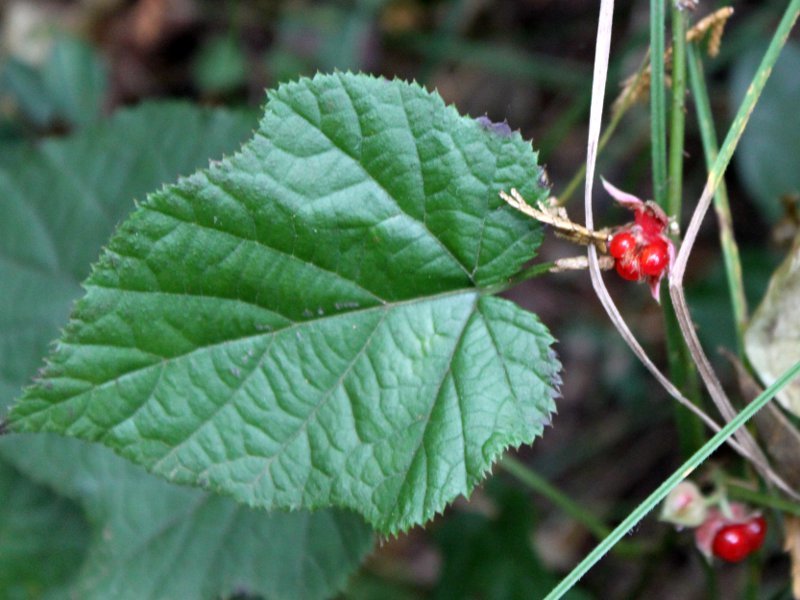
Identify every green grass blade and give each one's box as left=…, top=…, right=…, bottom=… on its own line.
left=703, top=0, right=800, bottom=201
left=686, top=42, right=748, bottom=358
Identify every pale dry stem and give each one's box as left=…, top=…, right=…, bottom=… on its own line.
left=500, top=189, right=610, bottom=251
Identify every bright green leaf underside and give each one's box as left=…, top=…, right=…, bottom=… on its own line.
left=9, top=72, right=559, bottom=534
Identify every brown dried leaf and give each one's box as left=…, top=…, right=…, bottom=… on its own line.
left=784, top=516, right=800, bottom=599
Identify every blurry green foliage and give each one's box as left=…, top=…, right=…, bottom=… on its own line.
left=0, top=36, right=106, bottom=130
left=0, top=460, right=89, bottom=599
left=432, top=480, right=591, bottom=600
left=194, top=34, right=248, bottom=95
left=731, top=41, right=800, bottom=223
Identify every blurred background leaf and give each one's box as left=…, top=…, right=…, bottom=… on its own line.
left=731, top=40, right=800, bottom=224
left=0, top=36, right=107, bottom=130
left=0, top=460, right=89, bottom=600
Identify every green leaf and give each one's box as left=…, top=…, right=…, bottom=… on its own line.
left=0, top=458, right=89, bottom=598
left=0, top=436, right=370, bottom=600
left=731, top=41, right=800, bottom=223
left=8, top=73, right=559, bottom=534
left=0, top=101, right=373, bottom=599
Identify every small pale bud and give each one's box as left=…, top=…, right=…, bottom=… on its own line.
left=660, top=481, right=708, bottom=528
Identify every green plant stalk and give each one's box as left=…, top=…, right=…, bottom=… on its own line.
left=686, top=42, right=748, bottom=358
left=558, top=103, right=624, bottom=205
left=501, top=455, right=609, bottom=540
left=663, top=299, right=705, bottom=456
left=663, top=5, right=704, bottom=458
left=490, top=261, right=556, bottom=294
left=543, top=359, right=800, bottom=600
left=698, top=556, right=719, bottom=600
left=727, top=483, right=800, bottom=518
left=500, top=455, right=644, bottom=557
left=667, top=6, right=686, bottom=218
left=538, top=91, right=591, bottom=161
left=650, top=0, right=668, bottom=206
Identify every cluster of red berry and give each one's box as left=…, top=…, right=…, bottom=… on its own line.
left=661, top=481, right=768, bottom=564
left=609, top=232, right=670, bottom=281
left=602, top=179, right=674, bottom=300
left=697, top=506, right=767, bottom=563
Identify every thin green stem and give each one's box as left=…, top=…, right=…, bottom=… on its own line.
left=667, top=5, right=687, bottom=218
left=543, top=359, right=800, bottom=600
left=686, top=42, right=748, bottom=358
left=538, top=91, right=592, bottom=161
left=663, top=297, right=705, bottom=457
left=500, top=456, right=645, bottom=556
left=727, top=483, right=800, bottom=518
left=501, top=456, right=609, bottom=540
left=483, top=261, right=556, bottom=296
left=663, top=5, right=704, bottom=457
left=650, top=0, right=668, bottom=206
left=558, top=105, right=624, bottom=205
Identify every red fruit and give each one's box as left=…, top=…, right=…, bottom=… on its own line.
left=634, top=203, right=670, bottom=241
left=744, top=516, right=767, bottom=552
left=609, top=231, right=637, bottom=259
left=639, top=241, right=670, bottom=277
left=615, top=256, right=641, bottom=281
left=712, top=524, right=752, bottom=563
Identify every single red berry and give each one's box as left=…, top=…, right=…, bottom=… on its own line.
left=639, top=241, right=669, bottom=277
left=615, top=256, right=641, bottom=281
left=609, top=231, right=637, bottom=259
left=712, top=524, right=752, bottom=562
left=744, top=516, right=767, bottom=552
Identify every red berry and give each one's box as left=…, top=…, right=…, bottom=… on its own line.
left=639, top=241, right=669, bottom=277
left=609, top=231, right=637, bottom=259
left=712, top=524, right=751, bottom=562
left=744, top=516, right=767, bottom=552
left=615, top=256, right=641, bottom=281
